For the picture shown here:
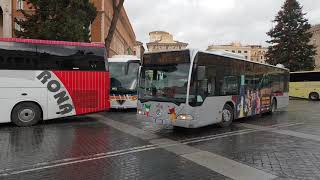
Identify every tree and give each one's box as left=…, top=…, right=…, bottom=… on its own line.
left=105, top=0, right=125, bottom=57
left=266, top=0, right=316, bottom=72
left=15, top=0, right=97, bottom=42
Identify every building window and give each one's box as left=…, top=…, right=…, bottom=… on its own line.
left=261, top=56, right=263, bottom=59
left=17, top=0, right=24, bottom=10
left=232, top=50, right=235, bottom=53
left=245, top=56, right=248, bottom=59
left=238, top=50, right=242, bottom=53
left=244, top=51, right=248, bottom=53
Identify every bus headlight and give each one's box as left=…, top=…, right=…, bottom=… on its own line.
left=177, top=114, right=193, bottom=121
left=137, top=110, right=144, bottom=115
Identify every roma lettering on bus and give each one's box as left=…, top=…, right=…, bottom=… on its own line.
left=37, top=71, right=74, bottom=115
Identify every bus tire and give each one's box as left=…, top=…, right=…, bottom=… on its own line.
left=309, top=92, right=319, bottom=101
left=11, top=102, right=42, bottom=127
left=270, top=98, right=277, bottom=114
left=219, top=104, right=234, bottom=128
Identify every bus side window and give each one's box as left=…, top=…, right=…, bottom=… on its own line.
left=0, top=56, right=4, bottom=68
left=6, top=57, right=13, bottom=69
left=271, top=75, right=283, bottom=93
left=221, top=76, right=239, bottom=95
left=208, top=77, right=216, bottom=96
left=14, top=57, right=25, bottom=69
left=245, top=76, right=255, bottom=90
left=206, top=65, right=216, bottom=96
left=261, top=75, right=271, bottom=88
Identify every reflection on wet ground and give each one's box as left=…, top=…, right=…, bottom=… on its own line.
left=0, top=100, right=320, bottom=180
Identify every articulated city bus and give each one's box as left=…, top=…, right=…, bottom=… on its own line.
left=0, top=38, right=110, bottom=126
left=137, top=49, right=289, bottom=128
left=290, top=71, right=320, bottom=100
left=109, top=55, right=140, bottom=109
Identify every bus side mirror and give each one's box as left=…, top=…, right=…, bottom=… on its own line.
left=197, top=66, right=206, bottom=81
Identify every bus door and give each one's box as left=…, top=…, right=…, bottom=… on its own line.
left=259, top=75, right=272, bottom=113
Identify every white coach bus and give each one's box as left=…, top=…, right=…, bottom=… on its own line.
left=109, top=55, right=140, bottom=109
left=0, top=38, right=110, bottom=126
left=137, top=49, right=289, bottom=128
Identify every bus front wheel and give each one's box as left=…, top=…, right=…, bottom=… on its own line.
left=219, top=104, right=234, bottom=128
left=309, top=92, right=319, bottom=101
left=11, top=102, right=42, bottom=126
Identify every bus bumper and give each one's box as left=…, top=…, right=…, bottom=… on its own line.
left=137, top=114, right=197, bottom=128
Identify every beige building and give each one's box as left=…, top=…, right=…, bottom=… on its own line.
left=207, top=42, right=268, bottom=64
left=147, top=31, right=188, bottom=52
left=133, top=41, right=145, bottom=59
left=310, top=24, right=320, bottom=69
left=0, top=0, right=13, bottom=38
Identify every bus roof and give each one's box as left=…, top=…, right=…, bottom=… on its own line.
left=144, top=49, right=289, bottom=71
left=0, top=38, right=105, bottom=48
left=290, top=70, right=320, bottom=74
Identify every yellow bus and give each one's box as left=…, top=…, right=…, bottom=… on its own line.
left=290, top=71, right=320, bottom=100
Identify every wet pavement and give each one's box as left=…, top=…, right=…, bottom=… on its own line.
left=0, top=100, right=320, bottom=180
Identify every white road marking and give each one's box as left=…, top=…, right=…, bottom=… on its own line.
left=239, top=123, right=320, bottom=142
left=0, top=125, right=259, bottom=176
left=0, top=146, right=159, bottom=177
left=150, top=138, right=201, bottom=155
left=272, top=129, right=320, bottom=141
left=90, top=114, right=160, bottom=140
left=0, top=115, right=303, bottom=179
left=94, top=115, right=279, bottom=180
left=183, top=151, right=277, bottom=180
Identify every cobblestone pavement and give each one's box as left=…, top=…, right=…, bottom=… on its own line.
left=0, top=100, right=320, bottom=180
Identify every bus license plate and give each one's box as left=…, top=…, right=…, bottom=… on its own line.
left=155, top=119, right=170, bottom=125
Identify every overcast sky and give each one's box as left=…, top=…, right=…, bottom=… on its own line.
left=124, top=0, right=320, bottom=50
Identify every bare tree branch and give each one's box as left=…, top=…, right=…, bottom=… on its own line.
left=112, top=0, right=116, bottom=11
left=105, top=0, right=125, bottom=57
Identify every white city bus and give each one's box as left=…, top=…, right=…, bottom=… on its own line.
left=0, top=38, right=110, bottom=126
left=137, top=49, right=289, bottom=128
left=109, top=55, right=140, bottom=109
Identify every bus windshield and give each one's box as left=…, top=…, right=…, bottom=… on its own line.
left=139, top=50, right=191, bottom=104
left=110, top=61, right=140, bottom=94
left=139, top=63, right=190, bottom=103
